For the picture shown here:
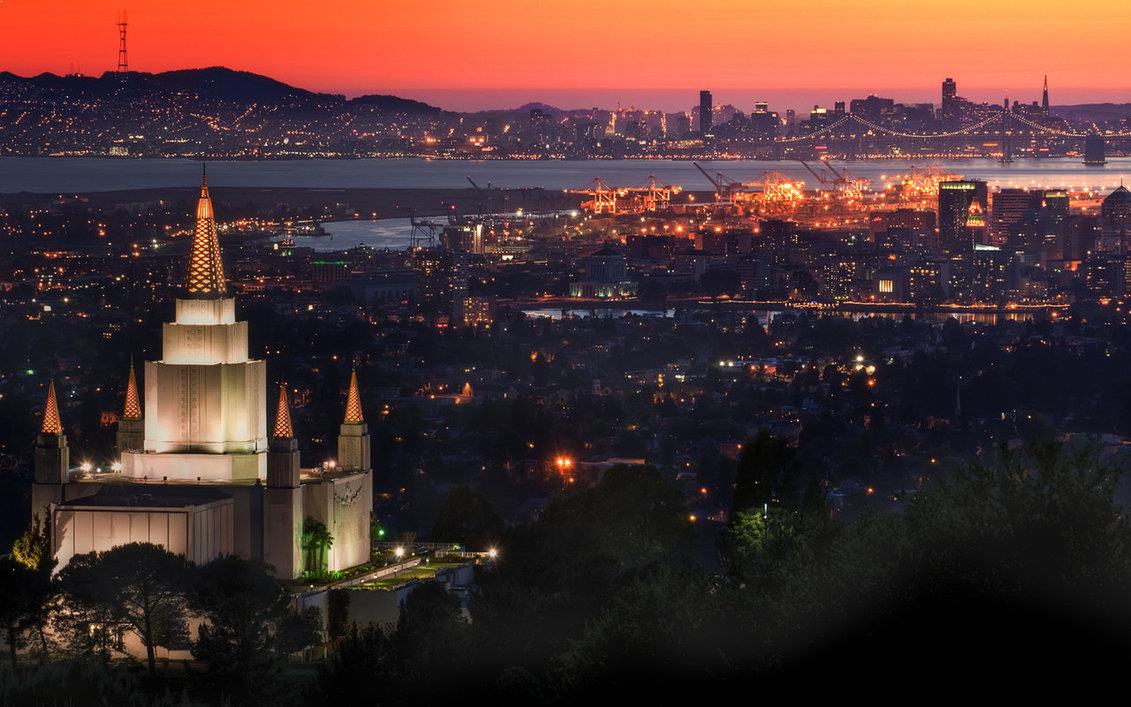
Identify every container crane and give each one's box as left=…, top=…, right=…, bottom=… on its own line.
left=692, top=162, right=739, bottom=204
left=566, top=177, right=624, bottom=214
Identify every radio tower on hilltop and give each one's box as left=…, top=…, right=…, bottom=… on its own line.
left=117, top=11, right=129, bottom=74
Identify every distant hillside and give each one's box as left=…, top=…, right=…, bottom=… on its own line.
left=0, top=66, right=344, bottom=104
left=149, top=67, right=339, bottom=103
left=514, top=102, right=565, bottom=114
left=350, top=93, right=446, bottom=114
left=1051, top=103, right=1131, bottom=122
left=0, top=66, right=461, bottom=156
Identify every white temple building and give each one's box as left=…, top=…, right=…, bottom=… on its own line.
left=32, top=173, right=373, bottom=579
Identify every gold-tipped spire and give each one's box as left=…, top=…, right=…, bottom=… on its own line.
left=343, top=369, right=364, bottom=424
left=122, top=361, right=142, bottom=421
left=184, top=166, right=227, bottom=297
left=40, top=380, right=63, bottom=436
left=272, top=383, right=294, bottom=439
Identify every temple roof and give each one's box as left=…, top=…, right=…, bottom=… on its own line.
left=272, top=383, right=294, bottom=439
left=184, top=167, right=227, bottom=298
left=343, top=369, right=364, bottom=424
left=60, top=485, right=233, bottom=508
left=122, top=362, right=142, bottom=421
left=40, top=379, right=62, bottom=435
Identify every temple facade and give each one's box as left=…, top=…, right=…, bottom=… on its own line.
left=33, top=173, right=373, bottom=579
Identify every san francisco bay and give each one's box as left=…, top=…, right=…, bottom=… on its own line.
left=2, top=156, right=1131, bottom=194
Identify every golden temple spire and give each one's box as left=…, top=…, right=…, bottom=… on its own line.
left=343, top=369, right=364, bottom=424
left=122, top=360, right=142, bottom=421
left=184, top=165, right=227, bottom=297
left=272, top=383, right=294, bottom=439
left=40, top=379, right=63, bottom=436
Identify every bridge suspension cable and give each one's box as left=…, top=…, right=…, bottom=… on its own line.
left=848, top=112, right=1002, bottom=138
left=1001, top=112, right=1131, bottom=138
left=768, top=110, right=1131, bottom=143
left=774, top=116, right=853, bottom=143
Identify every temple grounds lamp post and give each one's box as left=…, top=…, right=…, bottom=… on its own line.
left=393, top=545, right=406, bottom=578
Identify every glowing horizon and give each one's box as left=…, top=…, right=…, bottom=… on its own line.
left=3, top=0, right=1130, bottom=112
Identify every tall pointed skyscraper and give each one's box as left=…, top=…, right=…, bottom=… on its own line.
left=123, top=167, right=267, bottom=481
left=116, top=360, right=144, bottom=454
left=1042, top=75, right=1049, bottom=114
left=338, top=369, right=370, bottom=472
left=32, top=380, right=69, bottom=516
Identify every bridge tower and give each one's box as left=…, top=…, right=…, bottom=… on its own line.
left=999, top=98, right=1013, bottom=164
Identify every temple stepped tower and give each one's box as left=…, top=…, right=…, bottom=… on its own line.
left=121, top=171, right=267, bottom=481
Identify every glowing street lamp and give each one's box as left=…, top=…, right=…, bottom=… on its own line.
left=487, top=547, right=498, bottom=559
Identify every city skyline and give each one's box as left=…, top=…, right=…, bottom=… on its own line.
left=2, top=1, right=1130, bottom=111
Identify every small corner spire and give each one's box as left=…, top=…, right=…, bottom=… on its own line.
left=123, top=359, right=142, bottom=420
left=41, top=379, right=63, bottom=436
left=272, top=383, right=294, bottom=439
left=343, top=369, right=364, bottom=424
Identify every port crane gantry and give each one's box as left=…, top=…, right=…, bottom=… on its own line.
left=692, top=162, right=743, bottom=205
left=631, top=175, right=682, bottom=211
left=566, top=175, right=683, bottom=215
left=402, top=207, right=442, bottom=248
left=566, top=177, right=624, bottom=214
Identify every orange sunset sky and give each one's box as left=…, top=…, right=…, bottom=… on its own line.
left=1, top=1, right=1129, bottom=111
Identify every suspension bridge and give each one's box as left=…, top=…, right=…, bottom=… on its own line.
left=765, top=107, right=1131, bottom=152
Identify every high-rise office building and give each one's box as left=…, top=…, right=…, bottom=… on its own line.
left=942, top=78, right=957, bottom=104
left=1100, top=186, right=1131, bottom=254
left=1042, top=75, right=1049, bottom=114
left=699, top=90, right=713, bottom=136
left=941, top=77, right=958, bottom=119
left=990, top=188, right=1035, bottom=244
left=938, top=180, right=988, bottom=254
left=412, top=247, right=470, bottom=317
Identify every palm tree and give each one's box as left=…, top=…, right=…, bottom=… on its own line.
left=301, top=518, right=335, bottom=575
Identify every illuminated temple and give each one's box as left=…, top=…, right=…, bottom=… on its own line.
left=32, top=173, right=373, bottom=579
